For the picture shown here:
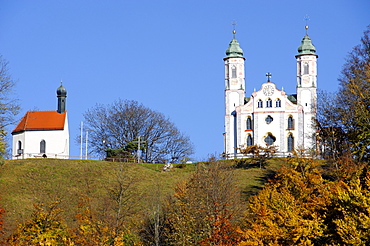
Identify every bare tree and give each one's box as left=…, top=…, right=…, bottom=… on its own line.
left=0, top=56, right=20, bottom=159
left=83, top=99, right=193, bottom=162
left=316, top=90, right=349, bottom=160
left=140, top=184, right=167, bottom=246
left=0, top=56, right=20, bottom=127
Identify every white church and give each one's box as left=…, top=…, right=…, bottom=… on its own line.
left=224, top=26, right=318, bottom=158
left=11, top=85, right=69, bottom=159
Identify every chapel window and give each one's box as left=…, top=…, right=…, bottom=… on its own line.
left=17, top=141, right=22, bottom=154
left=40, top=140, right=46, bottom=153
left=288, top=134, right=294, bottom=151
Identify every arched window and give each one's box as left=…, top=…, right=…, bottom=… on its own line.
left=266, top=98, right=272, bottom=108
left=40, top=140, right=46, bottom=153
left=304, top=63, right=309, bottom=74
left=17, top=141, right=22, bottom=154
left=288, top=134, right=294, bottom=151
left=257, top=99, right=263, bottom=108
left=232, top=66, right=237, bottom=78
left=246, top=117, right=252, bottom=130
left=276, top=98, right=281, bottom=107
left=247, top=135, right=253, bottom=146
left=264, top=133, right=276, bottom=146
left=265, top=115, right=273, bottom=124
left=288, top=116, right=294, bottom=129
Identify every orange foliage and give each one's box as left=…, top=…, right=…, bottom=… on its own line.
left=70, top=195, right=126, bottom=246
left=239, top=151, right=370, bottom=245
left=165, top=162, right=243, bottom=245
left=200, top=202, right=242, bottom=246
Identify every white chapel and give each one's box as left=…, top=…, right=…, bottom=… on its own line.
left=11, top=85, right=69, bottom=159
left=224, top=26, right=318, bottom=158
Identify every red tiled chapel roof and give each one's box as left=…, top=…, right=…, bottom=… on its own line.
left=12, top=111, right=67, bottom=134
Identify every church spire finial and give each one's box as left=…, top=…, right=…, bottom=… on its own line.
left=304, top=15, right=310, bottom=35
left=225, top=21, right=244, bottom=58
left=232, top=20, right=237, bottom=39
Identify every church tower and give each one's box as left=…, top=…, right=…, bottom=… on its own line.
left=57, top=84, right=67, bottom=114
left=224, top=30, right=245, bottom=157
left=296, top=25, right=318, bottom=150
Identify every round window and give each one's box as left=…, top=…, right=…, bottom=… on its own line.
left=265, top=115, right=273, bottom=124
left=264, top=134, right=276, bottom=146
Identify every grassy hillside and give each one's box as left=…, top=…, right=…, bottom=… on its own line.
left=0, top=158, right=285, bottom=235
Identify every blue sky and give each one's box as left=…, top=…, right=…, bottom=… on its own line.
left=0, top=0, right=369, bottom=161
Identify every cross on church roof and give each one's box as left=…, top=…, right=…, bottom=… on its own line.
left=266, top=72, right=272, bottom=82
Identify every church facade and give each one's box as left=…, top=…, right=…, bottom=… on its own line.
left=224, top=27, right=318, bottom=158
left=11, top=85, right=69, bottom=159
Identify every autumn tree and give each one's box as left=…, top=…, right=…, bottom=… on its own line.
left=70, top=195, right=126, bottom=246
left=337, top=26, right=370, bottom=161
left=239, top=151, right=370, bottom=245
left=92, top=164, right=142, bottom=245
left=83, top=99, right=193, bottom=163
left=164, top=161, right=243, bottom=245
left=322, top=175, right=370, bottom=245
left=7, top=200, right=71, bottom=245
left=240, top=153, right=328, bottom=245
left=318, top=26, right=370, bottom=161
left=238, top=145, right=277, bottom=169
left=71, top=165, right=143, bottom=245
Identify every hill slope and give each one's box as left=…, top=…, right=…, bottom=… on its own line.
left=0, top=158, right=283, bottom=234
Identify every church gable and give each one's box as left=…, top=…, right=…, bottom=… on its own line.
left=238, top=82, right=298, bottom=113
